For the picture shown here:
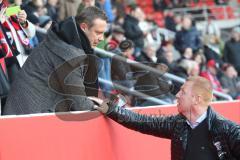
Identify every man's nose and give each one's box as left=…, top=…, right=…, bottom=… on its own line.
left=98, top=34, right=104, bottom=41
left=176, top=92, right=180, bottom=98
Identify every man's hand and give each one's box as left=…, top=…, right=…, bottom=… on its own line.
left=88, top=97, right=110, bottom=114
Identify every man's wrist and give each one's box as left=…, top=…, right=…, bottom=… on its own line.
left=106, top=94, right=126, bottom=114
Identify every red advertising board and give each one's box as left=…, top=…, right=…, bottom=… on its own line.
left=0, top=101, right=239, bottom=160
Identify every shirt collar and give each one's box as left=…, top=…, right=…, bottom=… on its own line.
left=186, top=111, right=207, bottom=129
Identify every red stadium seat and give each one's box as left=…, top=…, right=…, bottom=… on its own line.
left=143, top=6, right=154, bottom=14
left=210, top=7, right=225, bottom=19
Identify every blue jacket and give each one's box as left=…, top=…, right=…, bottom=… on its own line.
left=174, top=27, right=202, bottom=53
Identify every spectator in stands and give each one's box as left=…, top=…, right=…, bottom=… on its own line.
left=220, top=63, right=240, bottom=99
left=92, top=76, right=240, bottom=160
left=203, top=34, right=223, bottom=66
left=111, top=40, right=135, bottom=93
left=223, top=26, right=240, bottom=75
left=0, top=0, right=35, bottom=108
left=202, top=18, right=221, bottom=39
left=136, top=45, right=158, bottom=63
left=182, top=47, right=193, bottom=59
left=119, top=39, right=134, bottom=60
left=157, top=45, right=178, bottom=73
left=170, top=59, right=197, bottom=95
left=23, top=0, right=51, bottom=42
left=111, top=0, right=125, bottom=20
left=200, top=59, right=225, bottom=94
left=77, top=0, right=95, bottom=15
left=132, top=62, right=173, bottom=106
left=123, top=4, right=144, bottom=57
left=3, top=7, right=108, bottom=115
left=45, top=0, right=59, bottom=22
left=164, top=11, right=177, bottom=32
left=172, top=59, right=199, bottom=93
left=174, top=14, right=202, bottom=54
left=192, top=51, right=206, bottom=72
left=108, top=25, right=125, bottom=49
left=58, top=0, right=81, bottom=21
left=158, top=40, right=181, bottom=61
left=128, top=44, right=172, bottom=105
left=23, top=0, right=47, bottom=26
left=180, top=59, right=200, bottom=77
left=0, top=0, right=35, bottom=72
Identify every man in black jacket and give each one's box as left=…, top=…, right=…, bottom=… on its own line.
left=123, top=5, right=145, bottom=57
left=91, top=76, right=240, bottom=160
left=3, top=7, right=108, bottom=115
left=223, top=27, right=240, bottom=75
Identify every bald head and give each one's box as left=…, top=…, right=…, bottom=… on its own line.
left=187, top=76, right=213, bottom=105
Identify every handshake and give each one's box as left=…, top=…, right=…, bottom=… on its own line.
left=88, top=94, right=127, bottom=114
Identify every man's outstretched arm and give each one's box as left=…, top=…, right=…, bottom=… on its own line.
left=89, top=96, right=179, bottom=139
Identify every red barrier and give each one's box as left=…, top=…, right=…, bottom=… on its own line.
left=0, top=101, right=239, bottom=160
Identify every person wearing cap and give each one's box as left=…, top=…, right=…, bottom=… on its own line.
left=90, top=76, right=240, bottom=160
left=107, top=25, right=125, bottom=50
left=200, top=59, right=226, bottom=95
left=223, top=26, right=240, bottom=75
left=110, top=40, right=135, bottom=104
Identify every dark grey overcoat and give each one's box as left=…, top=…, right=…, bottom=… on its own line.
left=3, top=27, right=95, bottom=115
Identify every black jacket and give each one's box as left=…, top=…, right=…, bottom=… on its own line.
left=123, top=15, right=144, bottom=49
left=107, top=106, right=240, bottom=160
left=174, top=27, right=201, bottom=53
left=223, top=39, right=240, bottom=73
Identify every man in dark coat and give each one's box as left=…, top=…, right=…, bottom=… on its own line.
left=3, top=7, right=108, bottom=115
left=174, top=15, right=202, bottom=54
left=223, top=27, right=240, bottom=75
left=91, top=76, right=240, bottom=160
left=123, top=5, right=144, bottom=56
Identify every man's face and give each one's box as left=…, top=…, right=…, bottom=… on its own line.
left=176, top=81, right=194, bottom=115
left=83, top=18, right=107, bottom=48
left=232, top=32, right=240, bottom=41
left=123, top=48, right=134, bottom=57
left=182, top=17, right=192, bottom=30
left=165, top=51, right=173, bottom=63
left=114, top=33, right=125, bottom=43
left=208, top=66, right=217, bottom=75
left=184, top=48, right=193, bottom=59
left=225, top=66, right=237, bottom=78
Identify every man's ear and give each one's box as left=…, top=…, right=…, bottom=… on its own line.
left=80, top=23, right=88, bottom=32
left=195, top=95, right=201, bottom=105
